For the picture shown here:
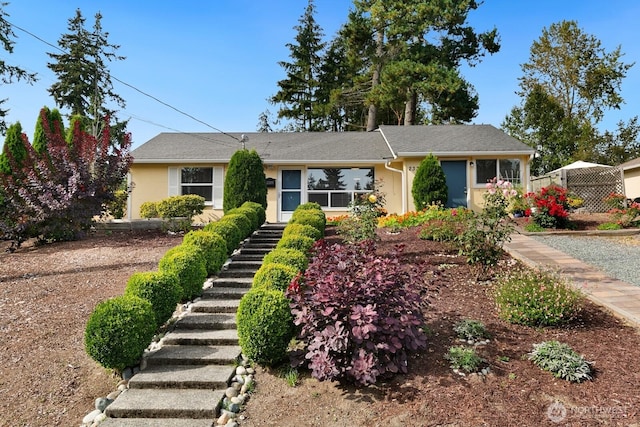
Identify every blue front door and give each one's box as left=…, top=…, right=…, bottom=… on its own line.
left=440, top=160, right=467, bottom=208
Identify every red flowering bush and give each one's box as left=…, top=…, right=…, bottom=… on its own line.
left=527, top=185, right=570, bottom=229
left=286, top=240, right=427, bottom=386
left=604, top=192, right=640, bottom=227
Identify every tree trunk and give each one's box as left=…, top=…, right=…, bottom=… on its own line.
left=404, top=90, right=417, bottom=125
left=367, top=28, right=385, bottom=132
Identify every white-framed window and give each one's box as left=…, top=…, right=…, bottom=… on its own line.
left=475, top=159, right=521, bottom=186
left=306, top=167, right=374, bottom=208
left=168, top=166, right=224, bottom=207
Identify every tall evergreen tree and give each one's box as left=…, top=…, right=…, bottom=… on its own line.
left=270, top=0, right=325, bottom=131
left=0, top=3, right=37, bottom=134
left=223, top=149, right=267, bottom=212
left=0, top=121, right=25, bottom=174
left=33, top=107, right=64, bottom=154
left=47, top=9, right=126, bottom=139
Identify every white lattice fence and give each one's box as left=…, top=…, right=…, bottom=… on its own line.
left=564, top=167, right=624, bottom=212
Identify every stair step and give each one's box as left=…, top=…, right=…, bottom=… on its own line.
left=231, top=253, right=266, bottom=261
left=208, top=277, right=253, bottom=289
left=191, top=299, right=240, bottom=313
left=145, top=345, right=241, bottom=366
left=225, top=260, right=263, bottom=269
left=100, top=418, right=214, bottom=427
left=105, top=388, right=223, bottom=419
left=217, top=269, right=257, bottom=278
left=242, top=242, right=277, bottom=249
left=129, top=364, right=234, bottom=389
left=175, top=313, right=237, bottom=330
left=163, top=329, right=239, bottom=346
left=237, top=247, right=272, bottom=255
left=247, top=238, right=280, bottom=244
left=202, top=286, right=249, bottom=300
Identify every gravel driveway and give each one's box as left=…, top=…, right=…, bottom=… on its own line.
left=530, top=234, right=640, bottom=287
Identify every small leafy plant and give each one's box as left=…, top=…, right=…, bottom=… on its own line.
left=495, top=267, right=583, bottom=327
left=454, top=319, right=490, bottom=342
left=597, top=222, right=623, bottom=230
left=528, top=341, right=593, bottom=383
left=446, top=346, right=484, bottom=373
left=287, top=240, right=427, bottom=386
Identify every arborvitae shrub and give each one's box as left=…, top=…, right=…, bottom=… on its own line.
left=220, top=213, right=252, bottom=240
left=412, top=153, right=448, bottom=209
left=84, top=295, right=156, bottom=372
left=253, top=262, right=299, bottom=292
left=241, top=201, right=266, bottom=226
left=262, top=248, right=309, bottom=272
left=286, top=240, right=427, bottom=386
left=183, top=229, right=227, bottom=275
left=223, top=149, right=267, bottom=213
left=282, top=223, right=322, bottom=241
left=204, top=220, right=243, bottom=255
left=237, top=287, right=295, bottom=366
left=276, top=234, right=316, bottom=253
left=158, top=245, right=207, bottom=301
left=227, top=207, right=259, bottom=231
left=124, top=271, right=181, bottom=327
left=290, top=210, right=326, bottom=236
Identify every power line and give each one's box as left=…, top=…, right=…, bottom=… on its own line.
left=6, top=19, right=242, bottom=143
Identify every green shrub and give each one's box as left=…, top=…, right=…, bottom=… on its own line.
left=220, top=213, right=252, bottom=240
left=183, top=230, right=227, bottom=275
left=528, top=341, right=593, bottom=383
left=204, top=220, right=243, bottom=255
left=282, top=223, right=322, bottom=241
left=241, top=201, right=266, bottom=226
left=223, top=149, right=267, bottom=212
left=290, top=210, right=326, bottom=236
left=262, top=248, right=309, bottom=272
left=237, top=288, right=295, bottom=366
left=295, top=202, right=322, bottom=211
left=495, top=267, right=583, bottom=327
left=85, top=295, right=156, bottom=372
left=227, top=207, right=260, bottom=231
left=597, top=222, right=623, bottom=230
left=253, top=263, right=299, bottom=292
left=159, top=245, right=207, bottom=301
left=276, top=234, right=316, bottom=253
left=445, top=346, right=483, bottom=373
left=523, top=222, right=545, bottom=232
left=125, top=271, right=181, bottom=327
left=453, top=319, right=490, bottom=341
left=156, top=195, right=205, bottom=219
left=140, top=201, right=158, bottom=219
left=412, top=154, right=448, bottom=209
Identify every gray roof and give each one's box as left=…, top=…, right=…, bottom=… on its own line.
left=379, top=124, right=534, bottom=156
left=131, top=125, right=534, bottom=164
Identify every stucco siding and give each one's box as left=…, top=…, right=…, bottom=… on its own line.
left=625, top=168, right=640, bottom=199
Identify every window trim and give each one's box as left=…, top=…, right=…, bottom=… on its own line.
left=306, top=166, right=374, bottom=210
left=168, top=166, right=224, bottom=208
left=473, top=158, right=522, bottom=187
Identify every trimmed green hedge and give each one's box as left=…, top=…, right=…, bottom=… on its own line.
left=241, top=201, right=266, bottom=227
left=262, top=248, right=308, bottom=272
left=282, top=223, right=322, bottom=241
left=183, top=230, right=227, bottom=276
left=290, top=209, right=326, bottom=236
left=237, top=288, right=294, bottom=366
left=219, top=213, right=252, bottom=240
left=124, top=271, right=181, bottom=327
left=85, top=295, right=156, bottom=372
left=276, top=234, right=316, bottom=253
left=253, top=262, right=299, bottom=292
left=159, top=245, right=207, bottom=301
left=204, top=220, right=243, bottom=255
left=227, top=207, right=260, bottom=231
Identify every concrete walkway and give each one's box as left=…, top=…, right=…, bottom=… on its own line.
left=503, top=232, right=640, bottom=328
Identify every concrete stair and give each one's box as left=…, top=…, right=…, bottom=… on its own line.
left=101, top=223, right=284, bottom=426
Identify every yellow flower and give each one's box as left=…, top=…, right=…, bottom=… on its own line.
left=368, top=194, right=377, bottom=204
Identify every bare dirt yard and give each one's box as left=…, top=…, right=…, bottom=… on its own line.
left=0, top=229, right=181, bottom=427
left=1, top=213, right=639, bottom=427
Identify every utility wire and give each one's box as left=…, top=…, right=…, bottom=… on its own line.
left=6, top=19, right=243, bottom=143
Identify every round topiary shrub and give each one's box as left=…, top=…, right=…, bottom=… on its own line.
left=253, top=262, right=299, bottom=292
left=290, top=210, right=326, bottom=236
left=295, top=202, right=322, bottom=211
left=276, top=234, right=316, bottom=253
left=125, top=271, right=182, bottom=327
left=241, top=201, right=266, bottom=227
left=227, top=207, right=260, bottom=231
left=204, top=220, right=243, bottom=255
left=220, top=213, right=252, bottom=240
left=262, top=248, right=309, bottom=272
left=183, top=229, right=227, bottom=275
left=84, top=295, right=156, bottom=372
left=282, top=223, right=322, bottom=242
left=139, top=201, right=159, bottom=219
left=237, top=288, right=294, bottom=366
left=158, top=245, right=207, bottom=301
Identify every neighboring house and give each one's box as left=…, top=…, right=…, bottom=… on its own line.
left=620, top=157, right=640, bottom=200
left=128, top=124, right=534, bottom=223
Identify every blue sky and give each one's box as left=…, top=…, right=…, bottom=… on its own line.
left=2, top=1, right=639, bottom=149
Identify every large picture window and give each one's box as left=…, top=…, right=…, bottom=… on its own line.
left=475, top=159, right=521, bottom=186
left=307, top=167, right=374, bottom=208
left=168, top=166, right=224, bottom=207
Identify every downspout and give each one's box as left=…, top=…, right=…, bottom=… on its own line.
left=385, top=161, right=406, bottom=215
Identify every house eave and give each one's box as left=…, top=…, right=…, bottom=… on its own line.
left=395, top=150, right=535, bottom=157
left=131, top=158, right=391, bottom=165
